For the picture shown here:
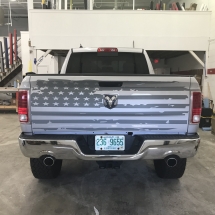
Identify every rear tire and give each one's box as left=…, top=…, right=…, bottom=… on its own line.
left=30, top=157, right=62, bottom=179
left=154, top=156, right=186, bottom=179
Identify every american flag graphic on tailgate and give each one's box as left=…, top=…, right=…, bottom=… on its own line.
left=30, top=77, right=190, bottom=134
left=31, top=80, right=102, bottom=108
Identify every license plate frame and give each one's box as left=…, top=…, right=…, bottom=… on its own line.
left=95, top=135, right=125, bottom=151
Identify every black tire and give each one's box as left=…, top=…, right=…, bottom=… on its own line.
left=154, top=156, right=186, bottom=179
left=30, top=157, right=62, bottom=179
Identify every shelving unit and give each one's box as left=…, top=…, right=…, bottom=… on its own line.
left=0, top=105, right=17, bottom=110
left=0, top=87, right=18, bottom=112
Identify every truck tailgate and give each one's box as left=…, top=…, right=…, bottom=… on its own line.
left=30, top=76, right=191, bottom=135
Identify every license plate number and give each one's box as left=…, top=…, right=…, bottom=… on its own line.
left=95, top=135, right=125, bottom=151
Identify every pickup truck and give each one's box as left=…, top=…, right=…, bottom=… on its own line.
left=18, top=48, right=201, bottom=179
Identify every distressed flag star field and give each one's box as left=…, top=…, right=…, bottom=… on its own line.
left=31, top=80, right=102, bottom=108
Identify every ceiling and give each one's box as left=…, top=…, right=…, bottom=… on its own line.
left=1, top=0, right=171, bottom=17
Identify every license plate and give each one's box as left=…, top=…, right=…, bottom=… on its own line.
left=95, top=135, right=125, bottom=151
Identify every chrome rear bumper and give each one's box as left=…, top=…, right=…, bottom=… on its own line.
left=18, top=134, right=200, bottom=161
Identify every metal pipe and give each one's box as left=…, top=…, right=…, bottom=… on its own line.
left=2, top=37, right=21, bottom=54
left=166, top=157, right=177, bottom=167
left=36, top=49, right=52, bottom=67
left=43, top=156, right=55, bottom=166
left=4, top=15, right=28, bottom=18
left=65, top=0, right=68, bottom=9
left=3, top=37, right=9, bottom=69
left=70, top=0, right=72, bottom=9
left=114, top=0, right=117, bottom=9
left=1, top=1, right=43, bottom=3
left=3, top=8, right=27, bottom=9
left=0, top=42, right=5, bottom=74
left=74, top=1, right=128, bottom=4
left=89, top=0, right=93, bottom=10
left=189, top=51, right=205, bottom=68
left=59, top=0, right=62, bottom=9
left=9, top=33, right=13, bottom=65
left=14, top=29, right=17, bottom=62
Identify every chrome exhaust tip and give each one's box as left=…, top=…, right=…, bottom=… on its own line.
left=43, top=156, right=55, bottom=167
left=166, top=157, right=178, bottom=168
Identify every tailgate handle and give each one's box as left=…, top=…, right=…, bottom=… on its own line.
left=99, top=82, right=123, bottom=87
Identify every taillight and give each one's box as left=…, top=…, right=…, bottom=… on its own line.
left=191, top=92, right=202, bottom=123
left=18, top=90, right=28, bottom=123
left=97, top=48, right=118, bottom=53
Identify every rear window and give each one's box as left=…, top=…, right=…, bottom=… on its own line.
left=65, top=52, right=149, bottom=74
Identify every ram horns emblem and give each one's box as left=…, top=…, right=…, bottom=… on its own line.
left=103, top=95, right=118, bottom=109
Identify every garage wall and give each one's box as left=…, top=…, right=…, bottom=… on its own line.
left=205, top=1, right=215, bottom=102
left=167, top=52, right=204, bottom=72
left=168, top=0, right=212, bottom=101
left=0, top=18, right=28, bottom=37
left=58, top=56, right=66, bottom=72
left=20, top=32, right=29, bottom=75
left=151, top=59, right=169, bottom=69
left=208, top=0, right=215, bottom=69
left=29, top=10, right=211, bottom=51
left=166, top=0, right=215, bottom=102
left=5, top=72, right=23, bottom=87
left=21, top=31, right=56, bottom=75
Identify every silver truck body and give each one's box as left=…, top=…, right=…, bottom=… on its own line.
left=18, top=48, right=200, bottom=161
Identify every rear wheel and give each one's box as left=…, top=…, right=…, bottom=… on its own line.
left=30, top=157, right=62, bottom=179
left=153, top=156, right=186, bottom=179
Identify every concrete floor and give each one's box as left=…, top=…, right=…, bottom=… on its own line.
left=0, top=114, right=215, bottom=215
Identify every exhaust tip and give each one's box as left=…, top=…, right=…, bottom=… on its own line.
left=166, top=157, right=177, bottom=168
left=43, top=156, right=55, bottom=167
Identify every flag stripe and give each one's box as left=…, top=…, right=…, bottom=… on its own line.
left=32, top=120, right=187, bottom=124
left=31, top=111, right=188, bottom=116
left=31, top=115, right=188, bottom=121
left=32, top=123, right=188, bottom=130
left=31, top=107, right=190, bottom=112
